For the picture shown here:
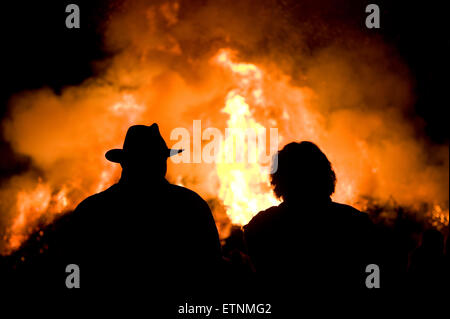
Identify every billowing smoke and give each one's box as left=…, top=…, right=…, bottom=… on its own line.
left=0, top=0, right=448, bottom=254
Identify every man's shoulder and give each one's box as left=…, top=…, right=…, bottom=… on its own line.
left=74, top=184, right=118, bottom=211
left=49, top=184, right=121, bottom=236
left=167, top=184, right=210, bottom=209
left=168, top=184, right=205, bottom=200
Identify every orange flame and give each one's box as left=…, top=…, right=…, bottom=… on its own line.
left=7, top=181, right=66, bottom=251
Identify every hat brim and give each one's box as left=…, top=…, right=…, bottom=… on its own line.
left=105, top=148, right=183, bottom=163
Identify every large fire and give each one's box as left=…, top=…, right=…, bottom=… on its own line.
left=0, top=0, right=448, bottom=255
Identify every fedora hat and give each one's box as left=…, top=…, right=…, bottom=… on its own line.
left=105, top=123, right=183, bottom=163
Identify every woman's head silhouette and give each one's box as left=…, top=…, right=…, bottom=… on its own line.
left=270, top=141, right=336, bottom=203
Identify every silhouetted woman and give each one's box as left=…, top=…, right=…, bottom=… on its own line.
left=244, top=141, right=375, bottom=293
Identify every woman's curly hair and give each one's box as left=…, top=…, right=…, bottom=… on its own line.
left=270, top=141, right=336, bottom=201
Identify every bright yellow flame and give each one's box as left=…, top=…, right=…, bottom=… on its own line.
left=215, top=49, right=280, bottom=225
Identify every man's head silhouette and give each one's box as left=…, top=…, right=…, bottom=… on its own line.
left=105, top=123, right=183, bottom=183
left=270, top=141, right=336, bottom=203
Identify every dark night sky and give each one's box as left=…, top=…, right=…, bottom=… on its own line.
left=0, top=0, right=448, bottom=181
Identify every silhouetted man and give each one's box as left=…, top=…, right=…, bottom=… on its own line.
left=244, top=142, right=375, bottom=293
left=36, top=124, right=221, bottom=293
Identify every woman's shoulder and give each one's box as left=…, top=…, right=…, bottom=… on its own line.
left=244, top=204, right=284, bottom=233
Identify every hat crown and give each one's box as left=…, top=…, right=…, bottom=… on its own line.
left=122, top=124, right=168, bottom=154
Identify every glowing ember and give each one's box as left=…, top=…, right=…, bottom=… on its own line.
left=429, top=205, right=450, bottom=230
left=7, top=181, right=66, bottom=251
